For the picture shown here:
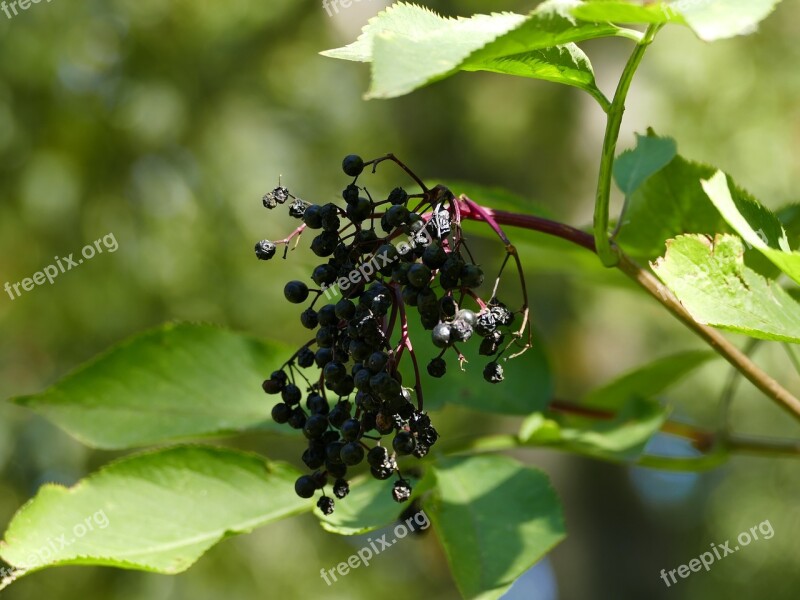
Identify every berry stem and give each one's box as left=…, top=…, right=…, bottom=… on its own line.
left=391, top=284, right=425, bottom=410
left=457, top=200, right=800, bottom=424
left=275, top=223, right=307, bottom=246
left=366, top=153, right=430, bottom=193
left=458, top=195, right=532, bottom=359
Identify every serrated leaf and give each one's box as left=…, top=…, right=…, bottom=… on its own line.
left=584, top=350, right=717, bottom=409
left=320, top=2, right=449, bottom=62
left=652, top=234, right=800, bottom=343
left=676, top=0, right=783, bottom=41
left=428, top=455, right=565, bottom=600
left=519, top=397, right=668, bottom=461
left=573, top=0, right=680, bottom=24
left=461, top=44, right=602, bottom=101
left=322, top=1, right=624, bottom=101
left=573, top=0, right=783, bottom=41
left=615, top=139, right=726, bottom=261
left=702, top=170, right=800, bottom=285
left=0, top=446, right=308, bottom=581
left=613, top=133, right=677, bottom=197
left=10, top=323, right=292, bottom=450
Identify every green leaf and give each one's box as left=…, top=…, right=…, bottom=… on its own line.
left=676, top=0, right=783, bottom=41
left=572, top=1, right=679, bottom=25
left=10, top=323, right=291, bottom=450
left=404, top=324, right=552, bottom=415
left=701, top=170, right=800, bottom=285
left=652, top=234, right=800, bottom=343
left=777, top=204, right=800, bottom=243
left=584, top=350, right=718, bottom=409
left=322, top=1, right=625, bottom=101
left=615, top=140, right=726, bottom=261
left=573, top=0, right=784, bottom=41
left=317, top=474, right=426, bottom=536
left=460, top=45, right=603, bottom=103
left=613, top=133, right=677, bottom=196
left=0, top=446, right=308, bottom=581
left=520, top=397, right=668, bottom=461
left=428, top=455, right=565, bottom=600
left=320, top=2, right=451, bottom=63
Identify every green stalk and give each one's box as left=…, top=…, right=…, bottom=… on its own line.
left=594, top=24, right=663, bottom=267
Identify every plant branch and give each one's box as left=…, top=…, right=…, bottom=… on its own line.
left=594, top=23, right=662, bottom=267
left=725, top=434, right=800, bottom=457
left=456, top=200, right=800, bottom=424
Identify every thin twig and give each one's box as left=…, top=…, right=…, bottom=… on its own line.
left=457, top=200, right=800, bottom=424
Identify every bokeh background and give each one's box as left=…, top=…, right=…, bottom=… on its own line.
left=1, top=1, right=799, bottom=598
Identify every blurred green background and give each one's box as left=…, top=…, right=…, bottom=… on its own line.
left=1, top=1, right=799, bottom=598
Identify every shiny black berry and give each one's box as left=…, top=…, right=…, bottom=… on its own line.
left=340, top=442, right=365, bottom=465
left=284, top=281, right=309, bottom=304
left=346, top=196, right=372, bottom=222
left=341, top=418, right=361, bottom=442
left=388, top=187, right=408, bottom=205
left=407, top=264, right=432, bottom=288
left=287, top=407, right=306, bottom=429
left=431, top=322, right=452, bottom=348
left=326, top=461, right=347, bottom=479
left=335, top=299, right=356, bottom=320
left=393, top=431, right=416, bottom=455
left=281, top=384, right=302, bottom=405
left=323, top=361, right=347, bottom=384
left=304, top=204, right=323, bottom=229
left=311, top=231, right=339, bottom=257
left=300, top=308, right=318, bottom=330
left=297, top=347, right=315, bottom=368
left=342, top=154, right=365, bottom=177
left=271, top=402, right=291, bottom=424
left=295, top=475, right=316, bottom=498
left=262, top=378, right=283, bottom=395
left=342, top=184, right=359, bottom=204
left=422, top=243, right=447, bottom=269
left=312, top=264, right=337, bottom=286
left=303, top=414, right=329, bottom=439
left=302, top=446, right=325, bottom=469
left=328, top=403, right=351, bottom=428
left=427, top=357, right=446, bottom=378
left=306, top=394, right=329, bottom=415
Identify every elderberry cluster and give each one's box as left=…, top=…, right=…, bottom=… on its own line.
left=256, top=154, right=519, bottom=514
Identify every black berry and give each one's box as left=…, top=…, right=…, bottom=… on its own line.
left=342, top=154, right=365, bottom=177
